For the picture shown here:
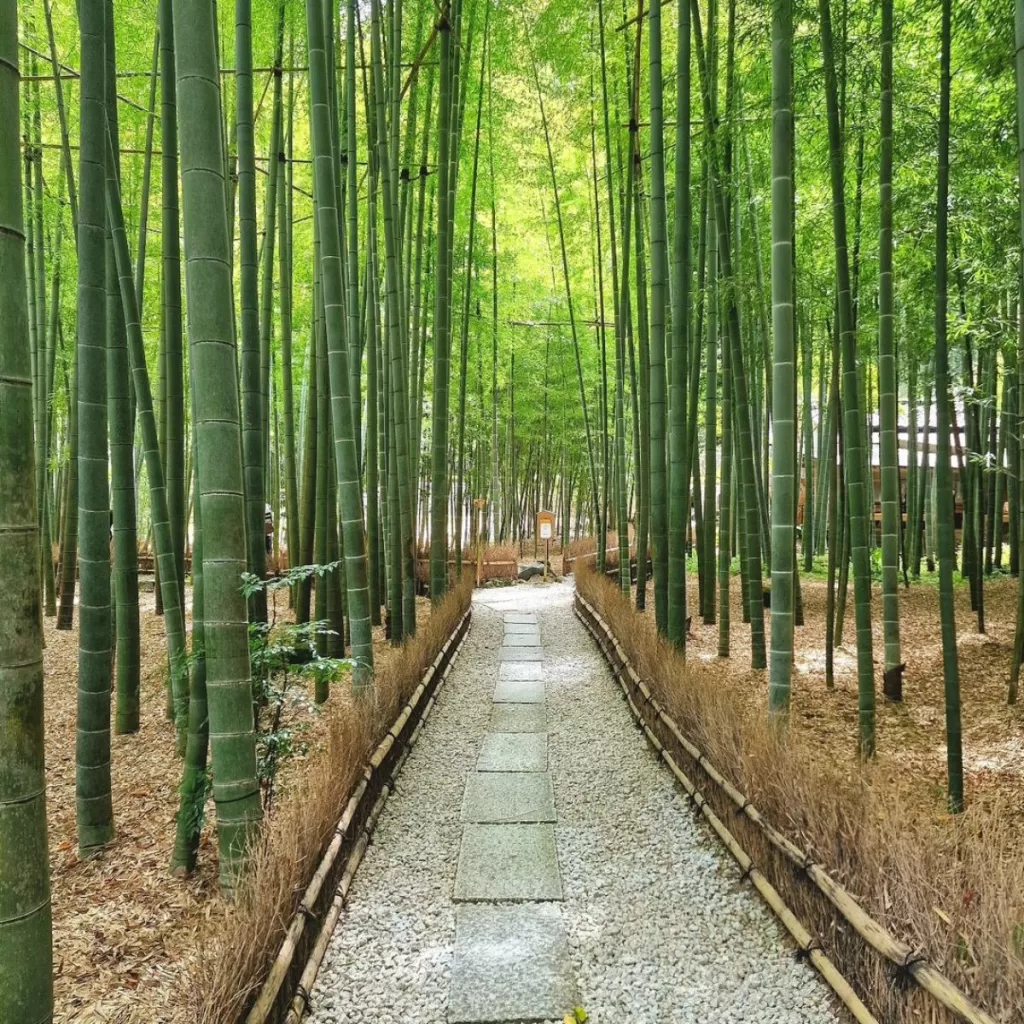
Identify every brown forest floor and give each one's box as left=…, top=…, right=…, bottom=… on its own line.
left=633, top=568, right=1024, bottom=844
left=45, top=561, right=1024, bottom=1020
left=45, top=582, right=431, bottom=1024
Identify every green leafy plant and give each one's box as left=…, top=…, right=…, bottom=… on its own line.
left=243, top=563, right=353, bottom=809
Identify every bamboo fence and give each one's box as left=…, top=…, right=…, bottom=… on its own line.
left=244, top=606, right=472, bottom=1023
left=574, top=591, right=999, bottom=1024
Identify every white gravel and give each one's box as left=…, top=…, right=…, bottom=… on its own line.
left=307, top=579, right=841, bottom=1024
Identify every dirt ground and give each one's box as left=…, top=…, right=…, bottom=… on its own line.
left=631, top=567, right=1024, bottom=839
left=44, top=582, right=431, bottom=1024
left=44, top=558, right=1023, bottom=1021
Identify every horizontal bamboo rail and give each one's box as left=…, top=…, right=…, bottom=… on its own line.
left=574, top=592, right=999, bottom=1024
left=245, top=607, right=473, bottom=1024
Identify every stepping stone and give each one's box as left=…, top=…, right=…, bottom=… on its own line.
left=498, top=647, right=544, bottom=662
left=454, top=824, right=562, bottom=901
left=490, top=704, right=547, bottom=733
left=503, top=633, right=542, bottom=648
left=503, top=612, right=537, bottom=624
left=477, top=732, right=547, bottom=772
left=493, top=680, right=545, bottom=704
left=499, top=662, right=543, bottom=681
left=503, top=621, right=541, bottom=635
left=449, top=903, right=577, bottom=1023
left=462, top=772, right=555, bottom=823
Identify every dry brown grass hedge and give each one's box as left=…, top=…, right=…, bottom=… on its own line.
left=188, top=573, right=473, bottom=1023
left=576, top=563, right=1023, bottom=1024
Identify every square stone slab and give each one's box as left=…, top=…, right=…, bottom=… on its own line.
left=503, top=612, right=537, bottom=624
left=503, top=621, right=541, bottom=635
left=502, top=633, right=542, bottom=648
left=449, top=903, right=577, bottom=1023
left=499, top=662, right=543, bottom=681
left=498, top=647, right=544, bottom=662
left=489, top=704, right=547, bottom=733
left=462, top=772, right=555, bottom=823
left=493, top=679, right=545, bottom=704
left=477, top=732, right=547, bottom=772
left=454, top=824, right=563, bottom=901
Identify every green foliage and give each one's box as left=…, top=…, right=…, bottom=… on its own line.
left=244, top=562, right=353, bottom=808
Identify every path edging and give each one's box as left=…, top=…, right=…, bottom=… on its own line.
left=246, top=607, right=473, bottom=1024
left=574, top=592, right=881, bottom=1024
left=575, top=590, right=1003, bottom=1024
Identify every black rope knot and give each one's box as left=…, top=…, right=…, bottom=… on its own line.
left=888, top=950, right=927, bottom=991
left=794, top=939, right=822, bottom=963
left=797, top=852, right=815, bottom=878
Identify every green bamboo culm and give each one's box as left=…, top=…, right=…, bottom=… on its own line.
left=691, top=0, right=766, bottom=668
left=171, top=436, right=209, bottom=875
left=430, top=3, right=455, bottom=600
left=305, top=0, right=375, bottom=686
left=818, top=0, right=876, bottom=754
left=160, top=0, right=186, bottom=620
left=0, top=0, right=54, bottom=1012
left=667, top=0, right=691, bottom=649
left=104, top=130, right=190, bottom=756
left=1010, top=0, right=1024, bottom=705
left=768, top=0, right=796, bottom=720
left=370, top=0, right=416, bottom=638
left=647, top=0, right=670, bottom=634
left=105, top=0, right=141, bottom=737
left=934, top=0, right=964, bottom=811
left=259, top=2, right=285, bottom=492
left=75, top=0, right=115, bottom=858
left=171, top=0, right=263, bottom=890
left=614, top=118, right=636, bottom=600
left=236, top=0, right=268, bottom=624
left=878, top=0, right=903, bottom=698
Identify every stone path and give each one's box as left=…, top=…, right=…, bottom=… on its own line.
left=449, top=610, right=577, bottom=1022
left=307, top=581, right=840, bottom=1024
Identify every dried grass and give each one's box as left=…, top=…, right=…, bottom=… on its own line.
left=187, top=573, right=473, bottom=1024
left=576, top=563, right=1024, bottom=1024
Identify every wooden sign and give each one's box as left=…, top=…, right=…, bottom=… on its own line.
left=537, top=510, right=555, bottom=541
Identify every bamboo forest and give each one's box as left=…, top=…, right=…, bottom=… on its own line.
left=3, top=0, right=1024, bottom=1021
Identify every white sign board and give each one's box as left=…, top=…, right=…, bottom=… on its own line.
left=540, top=521, right=553, bottom=540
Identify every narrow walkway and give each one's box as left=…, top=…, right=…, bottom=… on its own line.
left=307, top=580, right=839, bottom=1024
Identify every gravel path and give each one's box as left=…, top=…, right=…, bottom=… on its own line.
left=307, top=579, right=841, bottom=1024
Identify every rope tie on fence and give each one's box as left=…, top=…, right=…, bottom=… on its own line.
left=296, top=901, right=314, bottom=920
left=890, top=950, right=928, bottom=990
left=797, top=852, right=816, bottom=878
left=737, top=863, right=755, bottom=884
left=293, top=983, right=310, bottom=1011
left=795, top=938, right=823, bottom=963
left=734, top=796, right=752, bottom=816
